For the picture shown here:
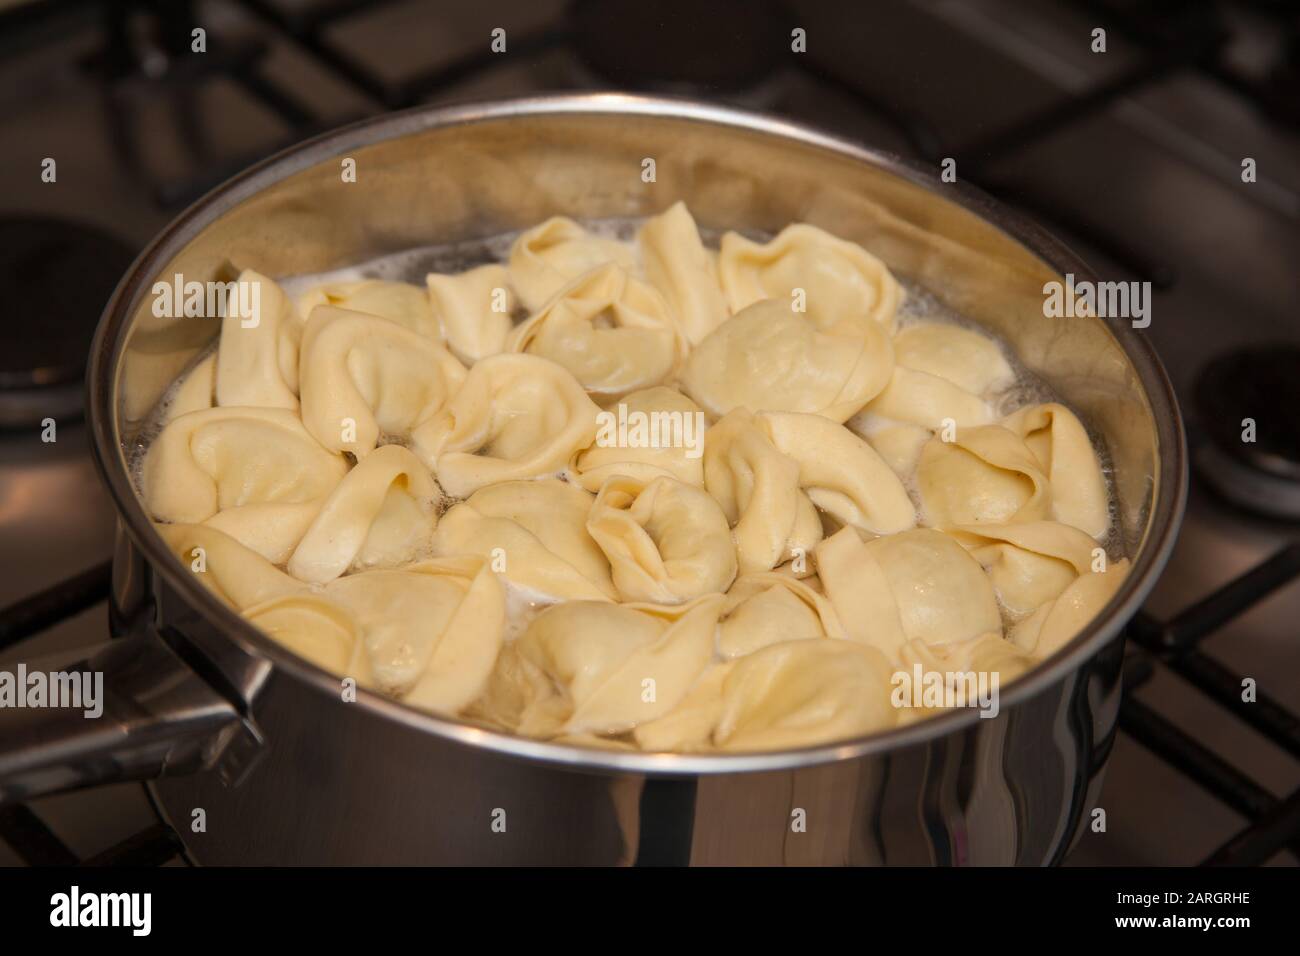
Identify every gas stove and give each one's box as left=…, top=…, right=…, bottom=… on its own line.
left=0, top=0, right=1297, bottom=867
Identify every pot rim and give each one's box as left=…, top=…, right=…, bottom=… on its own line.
left=86, top=92, right=1187, bottom=775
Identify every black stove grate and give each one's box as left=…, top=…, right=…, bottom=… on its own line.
left=1121, top=544, right=1300, bottom=866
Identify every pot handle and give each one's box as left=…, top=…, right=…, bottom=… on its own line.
left=0, top=632, right=262, bottom=804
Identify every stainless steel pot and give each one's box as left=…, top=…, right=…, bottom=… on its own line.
left=1, top=94, right=1186, bottom=865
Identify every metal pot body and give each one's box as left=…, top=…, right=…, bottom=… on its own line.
left=73, top=96, right=1184, bottom=865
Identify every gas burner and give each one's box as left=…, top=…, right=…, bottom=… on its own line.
left=569, top=0, right=789, bottom=96
left=0, top=218, right=136, bottom=429
left=1193, top=346, right=1300, bottom=519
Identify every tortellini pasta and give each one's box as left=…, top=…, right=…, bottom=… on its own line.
left=511, top=595, right=725, bottom=736
left=759, top=410, right=915, bottom=535
left=426, top=264, right=514, bottom=364
left=895, top=632, right=1034, bottom=725
left=719, top=223, right=902, bottom=331
left=156, top=522, right=304, bottom=610
left=159, top=523, right=504, bottom=714
left=508, top=216, right=637, bottom=312
left=638, top=201, right=729, bottom=345
left=915, top=423, right=1050, bottom=529
left=570, top=386, right=705, bottom=490
left=1011, top=558, right=1131, bottom=661
left=142, top=406, right=349, bottom=562
left=138, top=204, right=1128, bottom=754
left=815, top=526, right=1002, bottom=659
left=216, top=269, right=301, bottom=410
left=245, top=593, right=373, bottom=682
left=861, top=321, right=1011, bottom=431
left=855, top=321, right=1015, bottom=478
left=633, top=639, right=899, bottom=753
left=506, top=263, right=684, bottom=397
left=411, top=353, right=600, bottom=497
left=1002, top=402, right=1110, bottom=538
left=294, top=278, right=439, bottom=338
left=704, top=407, right=821, bottom=574
left=286, top=444, right=440, bottom=585
left=916, top=401, right=1109, bottom=539
left=712, top=639, right=899, bottom=751
left=717, top=572, right=845, bottom=659
left=682, top=299, right=895, bottom=422
left=317, top=556, right=505, bottom=713
left=298, top=305, right=467, bottom=458
left=948, top=521, right=1100, bottom=621
left=587, top=474, right=737, bottom=604
left=704, top=408, right=913, bottom=574
left=431, top=479, right=617, bottom=602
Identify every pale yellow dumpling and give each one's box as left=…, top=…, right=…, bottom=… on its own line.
left=682, top=299, right=894, bottom=423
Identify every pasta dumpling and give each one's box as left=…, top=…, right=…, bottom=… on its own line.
left=142, top=405, right=347, bottom=524
left=287, top=444, right=440, bottom=584
left=815, top=526, right=1002, bottom=660
left=244, top=593, right=370, bottom=680
left=632, top=662, right=734, bottom=752
left=704, top=407, right=822, bottom=574
left=431, top=479, right=617, bottom=602
left=856, top=323, right=1014, bottom=467
left=216, top=269, right=300, bottom=409
left=948, top=520, right=1100, bottom=621
left=508, top=216, right=637, bottom=312
left=587, top=474, right=737, bottom=604
left=513, top=594, right=725, bottom=736
left=1011, top=558, right=1130, bottom=661
left=704, top=408, right=914, bottom=573
left=298, top=305, right=467, bottom=458
left=637, top=201, right=729, bottom=345
left=1001, top=402, right=1110, bottom=538
left=411, top=353, right=601, bottom=497
left=759, top=410, right=915, bottom=535
left=718, top=572, right=845, bottom=659
left=894, top=632, right=1034, bottom=725
left=295, top=278, right=438, bottom=339
left=893, top=322, right=1015, bottom=396
left=915, top=424, right=1050, bottom=528
left=319, top=556, right=505, bottom=713
left=719, top=223, right=902, bottom=331
left=852, top=322, right=1023, bottom=490
left=426, top=264, right=514, bottom=364
left=571, top=386, right=705, bottom=490
left=682, top=299, right=894, bottom=422
left=507, top=263, right=684, bottom=398
left=846, top=413, right=931, bottom=483
left=712, top=639, right=899, bottom=751
left=156, top=522, right=303, bottom=610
